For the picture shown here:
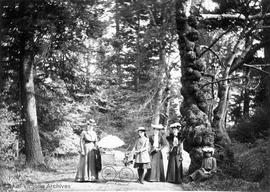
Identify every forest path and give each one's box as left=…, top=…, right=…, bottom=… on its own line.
left=34, top=162, right=185, bottom=191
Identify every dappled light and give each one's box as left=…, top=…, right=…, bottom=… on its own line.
left=0, top=0, right=270, bottom=191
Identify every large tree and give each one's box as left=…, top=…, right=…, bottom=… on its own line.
left=0, top=0, right=102, bottom=167
left=175, top=0, right=215, bottom=172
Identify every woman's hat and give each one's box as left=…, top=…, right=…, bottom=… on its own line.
left=170, top=122, right=181, bottom=129
left=202, top=146, right=215, bottom=154
left=137, top=127, right=146, bottom=132
left=151, top=124, right=164, bottom=130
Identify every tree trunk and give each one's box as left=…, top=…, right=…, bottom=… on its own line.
left=163, top=82, right=171, bottom=132
left=151, top=46, right=167, bottom=126
left=20, top=49, right=45, bottom=167
left=212, top=36, right=243, bottom=146
left=212, top=49, right=237, bottom=146
left=212, top=81, right=231, bottom=146
left=175, top=0, right=214, bottom=172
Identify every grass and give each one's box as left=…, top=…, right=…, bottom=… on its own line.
left=182, top=172, right=261, bottom=191
left=0, top=153, right=267, bottom=191
left=0, top=155, right=79, bottom=192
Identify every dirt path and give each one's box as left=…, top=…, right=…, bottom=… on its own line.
left=26, top=166, right=184, bottom=191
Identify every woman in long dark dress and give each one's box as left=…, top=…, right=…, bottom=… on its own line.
left=75, top=119, right=99, bottom=182
left=145, top=124, right=166, bottom=182
left=166, top=122, right=183, bottom=184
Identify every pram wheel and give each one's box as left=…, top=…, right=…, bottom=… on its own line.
left=119, top=167, right=134, bottom=181
left=101, top=166, right=117, bottom=181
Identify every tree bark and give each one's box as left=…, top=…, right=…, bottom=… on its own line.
left=212, top=81, right=231, bottom=146
left=20, top=43, right=45, bottom=167
left=175, top=0, right=214, bottom=172
left=163, top=82, right=171, bottom=132
left=151, top=46, right=167, bottom=126
left=212, top=48, right=239, bottom=146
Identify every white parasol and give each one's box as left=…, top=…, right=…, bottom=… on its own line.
left=97, top=135, right=125, bottom=149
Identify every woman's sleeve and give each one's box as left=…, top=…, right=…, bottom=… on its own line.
left=80, top=131, right=85, bottom=153
left=201, top=158, right=206, bottom=168
left=160, top=134, right=167, bottom=148
left=212, top=158, right=217, bottom=173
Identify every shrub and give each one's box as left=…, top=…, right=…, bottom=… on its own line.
left=231, top=107, right=269, bottom=143
left=0, top=107, right=18, bottom=162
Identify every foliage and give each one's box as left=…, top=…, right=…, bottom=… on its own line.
left=224, top=138, right=270, bottom=190
left=231, top=107, right=269, bottom=143
left=0, top=106, right=18, bottom=162
left=0, top=0, right=105, bottom=160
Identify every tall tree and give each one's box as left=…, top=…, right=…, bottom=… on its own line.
left=0, top=0, right=102, bottom=167
left=175, top=0, right=214, bottom=172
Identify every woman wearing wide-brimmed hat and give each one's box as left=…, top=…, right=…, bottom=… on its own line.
left=188, top=146, right=217, bottom=182
left=132, top=127, right=151, bottom=184
left=145, top=124, right=166, bottom=182
left=166, top=122, right=183, bottom=184
left=75, top=119, right=99, bottom=182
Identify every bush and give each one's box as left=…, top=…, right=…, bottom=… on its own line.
left=231, top=108, right=269, bottom=143
left=0, top=106, right=18, bottom=162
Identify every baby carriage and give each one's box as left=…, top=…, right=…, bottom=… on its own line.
left=98, top=136, right=135, bottom=181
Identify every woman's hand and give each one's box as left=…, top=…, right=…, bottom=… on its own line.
left=80, top=150, right=85, bottom=156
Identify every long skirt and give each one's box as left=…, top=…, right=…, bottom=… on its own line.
left=166, top=152, right=183, bottom=184
left=75, top=143, right=98, bottom=182
left=145, top=151, right=165, bottom=182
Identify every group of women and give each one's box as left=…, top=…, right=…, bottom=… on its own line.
left=133, top=123, right=183, bottom=184
left=74, top=119, right=217, bottom=184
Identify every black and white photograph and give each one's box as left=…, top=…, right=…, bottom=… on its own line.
left=0, top=0, right=270, bottom=191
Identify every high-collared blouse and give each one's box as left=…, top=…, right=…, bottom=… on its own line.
left=82, top=130, right=97, bottom=142
left=166, top=132, right=182, bottom=154
left=149, top=133, right=166, bottom=151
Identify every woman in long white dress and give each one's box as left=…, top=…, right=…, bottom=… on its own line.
left=75, top=119, right=98, bottom=182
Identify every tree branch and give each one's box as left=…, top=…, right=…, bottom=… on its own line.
left=243, top=64, right=270, bottom=76
left=201, top=76, right=247, bottom=89
left=199, top=45, right=224, bottom=68
left=198, top=26, right=233, bottom=59
left=200, top=13, right=270, bottom=20
left=229, top=40, right=270, bottom=73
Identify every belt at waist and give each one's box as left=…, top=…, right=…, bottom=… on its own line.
left=84, top=140, right=94, bottom=143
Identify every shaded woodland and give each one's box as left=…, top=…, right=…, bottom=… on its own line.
left=0, top=0, right=270, bottom=191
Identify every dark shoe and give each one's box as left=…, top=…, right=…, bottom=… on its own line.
left=139, top=179, right=144, bottom=184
